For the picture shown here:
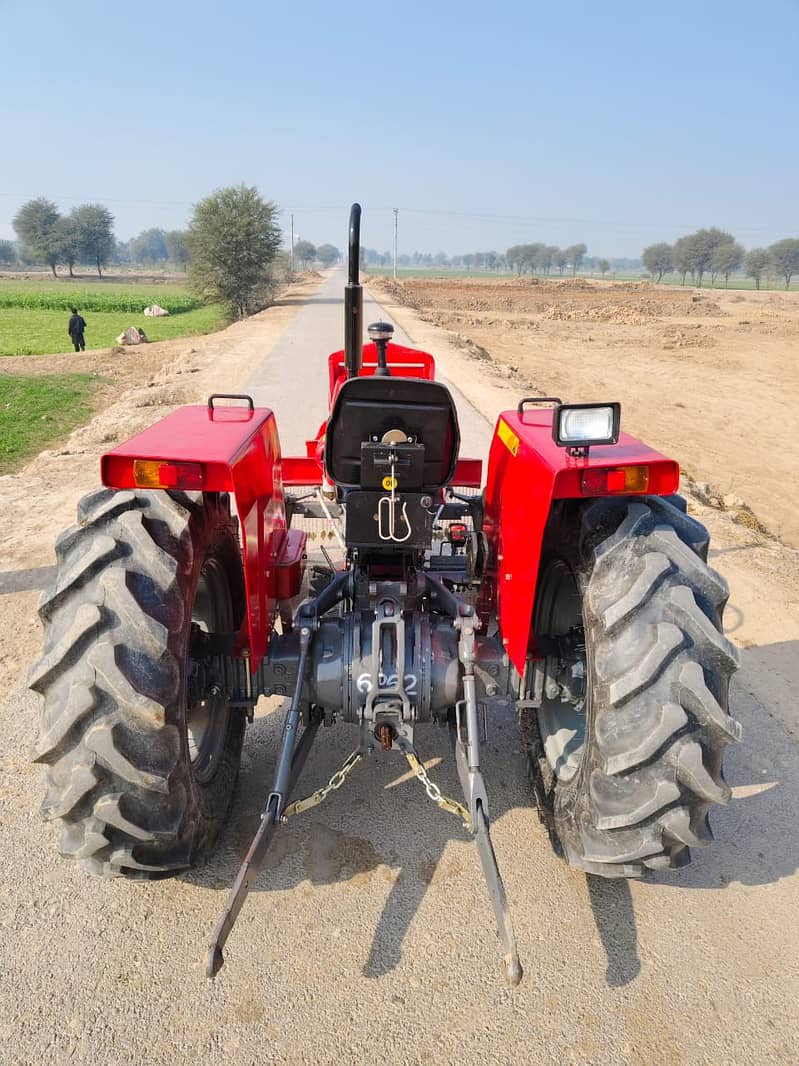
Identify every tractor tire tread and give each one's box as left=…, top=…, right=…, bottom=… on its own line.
left=30, top=488, right=241, bottom=878
left=550, top=494, right=740, bottom=877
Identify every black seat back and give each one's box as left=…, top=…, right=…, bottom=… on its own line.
left=324, top=376, right=460, bottom=490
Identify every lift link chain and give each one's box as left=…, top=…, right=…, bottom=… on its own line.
left=280, top=747, right=471, bottom=831
left=405, top=750, right=473, bottom=832
left=281, top=751, right=362, bottom=821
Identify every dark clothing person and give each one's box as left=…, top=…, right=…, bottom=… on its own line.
left=68, top=308, right=86, bottom=352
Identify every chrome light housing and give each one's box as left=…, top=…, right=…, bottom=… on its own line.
left=553, top=403, right=621, bottom=449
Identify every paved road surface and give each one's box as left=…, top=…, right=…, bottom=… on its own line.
left=246, top=268, right=491, bottom=457
left=1, top=269, right=796, bottom=1065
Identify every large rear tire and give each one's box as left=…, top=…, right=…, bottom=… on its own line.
left=525, top=495, right=741, bottom=877
left=30, top=489, right=246, bottom=878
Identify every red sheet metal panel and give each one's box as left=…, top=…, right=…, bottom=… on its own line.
left=327, top=342, right=436, bottom=404
left=481, top=406, right=679, bottom=675
left=101, top=404, right=286, bottom=671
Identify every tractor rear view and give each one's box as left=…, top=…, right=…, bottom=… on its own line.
left=31, top=204, right=740, bottom=985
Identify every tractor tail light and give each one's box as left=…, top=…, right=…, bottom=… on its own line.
left=133, top=459, right=204, bottom=490
left=581, top=465, right=649, bottom=496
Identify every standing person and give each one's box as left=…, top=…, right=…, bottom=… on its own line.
left=68, top=307, right=86, bottom=352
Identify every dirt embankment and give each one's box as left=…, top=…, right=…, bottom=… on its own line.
left=0, top=276, right=322, bottom=694
left=372, top=276, right=799, bottom=548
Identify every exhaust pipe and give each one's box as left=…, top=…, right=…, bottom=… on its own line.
left=344, top=203, right=363, bottom=378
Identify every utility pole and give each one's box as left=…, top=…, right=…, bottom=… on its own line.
left=290, top=213, right=295, bottom=275
left=393, top=207, right=398, bottom=280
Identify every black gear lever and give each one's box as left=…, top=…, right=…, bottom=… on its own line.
left=368, top=321, right=394, bottom=376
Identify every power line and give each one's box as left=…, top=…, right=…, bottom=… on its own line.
left=0, top=190, right=787, bottom=236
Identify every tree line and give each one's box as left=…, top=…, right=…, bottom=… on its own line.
left=1, top=197, right=198, bottom=276
left=0, top=198, right=345, bottom=280
left=643, top=229, right=799, bottom=289
left=2, top=187, right=285, bottom=320
left=291, top=241, right=340, bottom=269
left=360, top=244, right=615, bottom=276
left=9, top=198, right=115, bottom=277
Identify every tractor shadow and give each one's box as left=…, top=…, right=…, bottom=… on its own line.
left=189, top=702, right=538, bottom=981
left=187, top=639, right=799, bottom=987
left=585, top=640, right=799, bottom=985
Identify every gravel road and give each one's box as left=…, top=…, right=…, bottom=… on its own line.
left=1, top=269, right=797, bottom=1065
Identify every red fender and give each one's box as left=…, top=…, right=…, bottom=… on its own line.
left=480, top=406, right=679, bottom=675
left=101, top=403, right=290, bottom=671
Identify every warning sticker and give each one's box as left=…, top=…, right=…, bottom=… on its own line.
left=497, top=419, right=520, bottom=457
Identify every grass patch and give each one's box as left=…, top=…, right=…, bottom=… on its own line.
left=0, top=373, right=102, bottom=473
left=0, top=282, right=203, bottom=313
left=0, top=278, right=227, bottom=355
left=0, top=303, right=225, bottom=356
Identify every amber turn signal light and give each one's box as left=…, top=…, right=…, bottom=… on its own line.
left=132, top=460, right=204, bottom=490
left=581, top=465, right=649, bottom=496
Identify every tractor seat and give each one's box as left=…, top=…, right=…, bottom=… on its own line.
left=324, top=376, right=460, bottom=491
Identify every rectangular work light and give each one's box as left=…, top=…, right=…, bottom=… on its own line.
left=553, top=403, right=621, bottom=449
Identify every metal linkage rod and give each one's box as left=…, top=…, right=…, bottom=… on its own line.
left=206, top=627, right=316, bottom=978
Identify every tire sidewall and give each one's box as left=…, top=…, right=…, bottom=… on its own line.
left=171, top=494, right=246, bottom=854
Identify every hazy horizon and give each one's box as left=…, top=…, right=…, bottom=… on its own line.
left=2, top=0, right=797, bottom=259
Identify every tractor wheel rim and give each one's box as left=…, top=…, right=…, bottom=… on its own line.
left=187, top=557, right=232, bottom=783
left=536, top=558, right=588, bottom=784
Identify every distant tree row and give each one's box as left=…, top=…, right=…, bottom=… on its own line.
left=6, top=199, right=197, bottom=276
left=506, top=242, right=589, bottom=277
left=642, top=230, right=799, bottom=289
left=12, top=198, right=114, bottom=277
left=358, top=245, right=616, bottom=276
left=115, top=228, right=190, bottom=268
left=5, top=185, right=289, bottom=321
left=290, top=241, right=340, bottom=269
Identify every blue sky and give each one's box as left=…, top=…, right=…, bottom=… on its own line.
left=2, top=0, right=797, bottom=257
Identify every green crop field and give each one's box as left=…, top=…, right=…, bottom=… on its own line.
left=0, top=373, right=104, bottom=473
left=0, top=280, right=226, bottom=356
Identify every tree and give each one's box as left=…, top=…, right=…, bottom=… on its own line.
left=131, top=228, right=169, bottom=264
left=672, top=235, right=694, bottom=285
left=565, top=243, right=587, bottom=276
left=711, top=241, right=744, bottom=287
left=72, top=203, right=114, bottom=276
left=0, top=239, right=16, bottom=266
left=597, top=258, right=610, bottom=277
left=556, top=248, right=569, bottom=274
left=642, top=242, right=673, bottom=282
left=56, top=215, right=83, bottom=277
left=506, top=244, right=525, bottom=275
left=12, top=197, right=62, bottom=276
left=673, top=227, right=734, bottom=287
left=316, top=243, right=340, bottom=267
left=164, top=229, right=190, bottom=269
left=769, top=238, right=799, bottom=289
left=745, top=248, right=769, bottom=289
left=293, top=240, right=316, bottom=270
left=112, top=239, right=132, bottom=265
left=187, top=184, right=281, bottom=317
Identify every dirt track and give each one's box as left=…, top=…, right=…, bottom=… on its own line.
left=0, top=270, right=798, bottom=1064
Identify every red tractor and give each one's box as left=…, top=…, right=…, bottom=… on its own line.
left=31, top=205, right=740, bottom=985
